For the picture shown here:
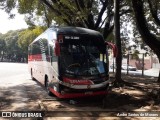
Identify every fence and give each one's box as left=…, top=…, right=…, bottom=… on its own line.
left=109, top=53, right=159, bottom=76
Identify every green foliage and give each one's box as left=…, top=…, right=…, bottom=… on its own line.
left=0, top=27, right=44, bottom=62
left=0, top=30, right=24, bottom=61
left=18, top=26, right=44, bottom=53
left=0, top=37, right=6, bottom=58
left=131, top=50, right=139, bottom=60
left=0, top=0, right=113, bottom=33
left=106, top=32, right=114, bottom=42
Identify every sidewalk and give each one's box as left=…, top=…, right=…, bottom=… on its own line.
left=109, top=68, right=159, bottom=77
left=144, top=68, right=159, bottom=77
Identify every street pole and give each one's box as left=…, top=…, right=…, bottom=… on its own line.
left=127, top=53, right=129, bottom=75
left=142, top=53, right=144, bottom=76
left=113, top=58, right=115, bottom=73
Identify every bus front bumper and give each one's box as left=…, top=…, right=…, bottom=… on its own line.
left=49, top=87, right=108, bottom=98
left=49, top=79, right=113, bottom=98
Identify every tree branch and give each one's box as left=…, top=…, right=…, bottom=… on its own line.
left=40, top=0, right=71, bottom=25
left=87, top=13, right=95, bottom=29
left=131, top=0, right=160, bottom=55
left=101, top=0, right=113, bottom=39
left=78, top=0, right=85, bottom=9
left=148, top=0, right=160, bottom=26
left=87, top=0, right=93, bottom=9
left=85, top=1, right=95, bottom=28
left=100, top=0, right=105, bottom=4
left=51, top=0, right=76, bottom=24
left=94, top=0, right=108, bottom=29
left=42, top=3, right=51, bottom=27
left=120, top=9, right=132, bottom=16
left=74, top=0, right=81, bottom=11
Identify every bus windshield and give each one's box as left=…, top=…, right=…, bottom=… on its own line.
left=60, top=43, right=107, bottom=76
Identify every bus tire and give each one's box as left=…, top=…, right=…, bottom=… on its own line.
left=45, top=76, right=53, bottom=96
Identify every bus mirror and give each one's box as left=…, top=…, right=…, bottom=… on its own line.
left=55, top=41, right=60, bottom=56
left=106, top=42, right=118, bottom=57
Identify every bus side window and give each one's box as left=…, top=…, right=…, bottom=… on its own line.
left=31, top=41, right=41, bottom=61
left=40, top=38, right=50, bottom=61
left=50, top=45, right=58, bottom=62
left=50, top=45, right=58, bottom=72
left=28, top=45, right=32, bottom=55
left=32, top=41, right=41, bottom=55
left=40, top=39, right=49, bottom=55
left=49, top=45, right=58, bottom=72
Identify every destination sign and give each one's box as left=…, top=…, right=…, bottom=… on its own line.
left=64, top=36, right=80, bottom=40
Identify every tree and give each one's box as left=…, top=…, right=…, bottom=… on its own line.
left=114, top=0, right=123, bottom=83
left=132, top=0, right=160, bottom=82
left=147, top=0, right=160, bottom=27
left=0, top=0, right=114, bottom=40
left=18, top=26, right=44, bottom=55
left=0, top=37, right=6, bottom=61
left=2, top=30, right=24, bottom=62
left=0, top=0, right=133, bottom=83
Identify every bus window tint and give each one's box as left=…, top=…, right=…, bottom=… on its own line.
left=50, top=45, right=58, bottom=62
left=32, top=41, right=41, bottom=55
left=50, top=45, right=58, bottom=72
left=28, top=45, right=32, bottom=55
left=39, top=39, right=50, bottom=61
left=40, top=39, right=49, bottom=55
left=60, top=44, right=107, bottom=76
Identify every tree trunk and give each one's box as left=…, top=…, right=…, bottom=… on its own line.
left=157, top=55, right=160, bottom=82
left=158, top=70, right=160, bottom=82
left=132, top=0, right=160, bottom=82
left=1, top=51, right=4, bottom=62
left=114, top=0, right=122, bottom=83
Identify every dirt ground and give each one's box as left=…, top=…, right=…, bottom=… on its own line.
left=108, top=74, right=160, bottom=110
left=1, top=73, right=160, bottom=120
left=39, top=74, right=160, bottom=120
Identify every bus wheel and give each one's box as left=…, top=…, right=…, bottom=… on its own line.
left=45, top=76, right=53, bottom=96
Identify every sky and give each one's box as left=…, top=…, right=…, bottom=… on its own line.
left=0, top=10, right=28, bottom=34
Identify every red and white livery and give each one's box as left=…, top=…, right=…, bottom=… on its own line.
left=28, top=26, right=112, bottom=98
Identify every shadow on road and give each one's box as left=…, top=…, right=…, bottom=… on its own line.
left=0, top=75, right=160, bottom=119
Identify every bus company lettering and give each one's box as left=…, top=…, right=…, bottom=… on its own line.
left=63, top=77, right=93, bottom=85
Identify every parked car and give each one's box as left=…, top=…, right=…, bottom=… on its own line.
left=110, top=64, right=116, bottom=69
left=121, top=64, right=137, bottom=71
left=110, top=64, right=137, bottom=71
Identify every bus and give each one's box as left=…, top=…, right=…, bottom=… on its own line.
left=28, top=26, right=113, bottom=98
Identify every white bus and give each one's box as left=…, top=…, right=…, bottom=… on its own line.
left=28, top=26, right=112, bottom=98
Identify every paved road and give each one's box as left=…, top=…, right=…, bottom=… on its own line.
left=0, top=63, right=105, bottom=112
left=0, top=63, right=108, bottom=118
left=0, top=62, right=49, bottom=111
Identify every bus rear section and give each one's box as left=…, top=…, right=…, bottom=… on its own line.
left=28, top=26, right=112, bottom=98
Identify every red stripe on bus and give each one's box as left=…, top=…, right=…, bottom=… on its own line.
left=28, top=54, right=42, bottom=61
left=28, top=54, right=51, bottom=61
left=63, top=77, right=94, bottom=85
left=49, top=87, right=107, bottom=98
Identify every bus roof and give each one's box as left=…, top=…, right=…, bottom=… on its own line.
left=55, top=26, right=106, bottom=52
left=30, top=26, right=105, bottom=52
left=48, top=26, right=103, bottom=38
